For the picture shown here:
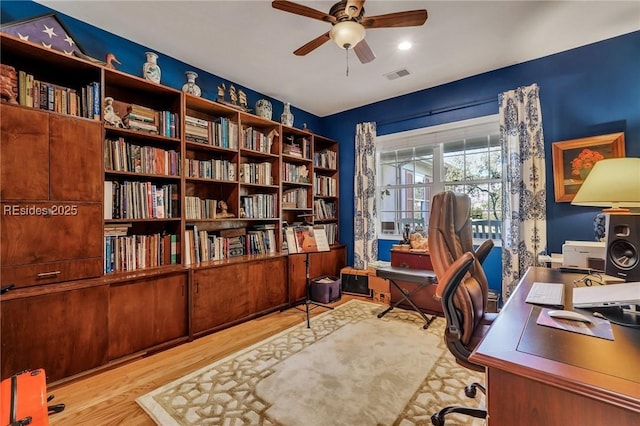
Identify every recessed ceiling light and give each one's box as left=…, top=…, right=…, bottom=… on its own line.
left=398, top=41, right=412, bottom=51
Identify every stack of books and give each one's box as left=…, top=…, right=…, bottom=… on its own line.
left=122, top=103, right=159, bottom=134
left=185, top=115, right=210, bottom=144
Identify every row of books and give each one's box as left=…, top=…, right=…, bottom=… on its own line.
left=104, top=181, right=179, bottom=220
left=282, top=188, right=308, bottom=209
left=239, top=161, right=273, bottom=185
left=105, top=137, right=180, bottom=176
left=185, top=157, right=236, bottom=181
left=282, top=163, right=309, bottom=183
left=103, top=230, right=179, bottom=273
left=313, top=199, right=336, bottom=220
left=314, top=149, right=337, bottom=169
left=240, top=193, right=278, bottom=219
left=314, top=176, right=337, bottom=197
left=241, top=126, right=277, bottom=154
left=15, top=69, right=99, bottom=119
left=185, top=227, right=242, bottom=264
left=184, top=196, right=218, bottom=220
left=124, top=103, right=179, bottom=138
left=322, top=223, right=338, bottom=245
left=184, top=115, right=238, bottom=149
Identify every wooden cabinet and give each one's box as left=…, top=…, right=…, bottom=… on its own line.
left=288, top=245, right=347, bottom=304
left=389, top=250, right=442, bottom=315
left=250, top=257, right=287, bottom=313
left=108, top=271, right=188, bottom=360
left=0, top=104, right=103, bottom=288
left=192, top=256, right=287, bottom=336
left=0, top=283, right=109, bottom=383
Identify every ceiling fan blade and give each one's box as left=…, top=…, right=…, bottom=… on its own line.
left=361, top=10, right=428, bottom=28
left=353, top=39, right=375, bottom=64
left=294, top=32, right=331, bottom=56
left=345, top=0, right=366, bottom=19
left=272, top=1, right=336, bottom=24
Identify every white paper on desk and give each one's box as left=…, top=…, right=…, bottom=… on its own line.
left=536, top=309, right=614, bottom=340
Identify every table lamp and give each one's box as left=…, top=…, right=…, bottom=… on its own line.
left=571, top=158, right=640, bottom=213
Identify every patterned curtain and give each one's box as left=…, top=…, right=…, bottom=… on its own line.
left=499, top=84, right=547, bottom=299
left=353, top=122, right=378, bottom=269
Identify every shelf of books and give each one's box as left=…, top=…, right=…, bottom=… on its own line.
left=103, top=68, right=182, bottom=274
left=312, top=134, right=340, bottom=245
left=1, top=33, right=102, bottom=120
left=281, top=126, right=314, bottom=233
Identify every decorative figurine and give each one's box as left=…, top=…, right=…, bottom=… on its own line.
left=217, top=83, right=226, bottom=102
left=229, top=85, right=238, bottom=105
left=103, top=96, right=124, bottom=128
left=238, top=89, right=248, bottom=110
left=105, top=53, right=121, bottom=69
left=0, top=64, right=19, bottom=104
left=217, top=200, right=235, bottom=218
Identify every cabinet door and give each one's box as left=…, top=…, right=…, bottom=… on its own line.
left=0, top=105, right=103, bottom=287
left=0, top=105, right=49, bottom=201
left=250, top=257, right=287, bottom=313
left=49, top=114, right=102, bottom=201
left=192, top=264, right=250, bottom=334
left=108, top=273, right=188, bottom=360
left=1, top=285, right=109, bottom=382
left=1, top=202, right=103, bottom=287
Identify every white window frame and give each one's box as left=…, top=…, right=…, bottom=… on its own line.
left=376, top=114, right=501, bottom=244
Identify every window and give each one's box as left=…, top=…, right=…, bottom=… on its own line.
left=377, top=115, right=502, bottom=241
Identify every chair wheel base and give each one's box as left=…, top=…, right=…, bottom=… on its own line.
left=465, top=384, right=477, bottom=398
left=430, top=414, right=445, bottom=426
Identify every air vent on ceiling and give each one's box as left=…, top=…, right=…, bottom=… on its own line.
left=384, top=68, right=410, bottom=80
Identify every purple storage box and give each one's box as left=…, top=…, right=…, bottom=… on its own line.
left=310, top=276, right=341, bottom=304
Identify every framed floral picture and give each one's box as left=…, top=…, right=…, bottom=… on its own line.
left=552, top=132, right=625, bottom=202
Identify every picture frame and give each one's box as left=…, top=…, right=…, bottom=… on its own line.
left=551, top=132, right=625, bottom=202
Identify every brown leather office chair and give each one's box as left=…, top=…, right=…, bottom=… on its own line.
left=427, top=191, right=497, bottom=426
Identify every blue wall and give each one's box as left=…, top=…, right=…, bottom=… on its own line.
left=3, top=2, right=639, bottom=296
left=319, top=31, right=640, bottom=294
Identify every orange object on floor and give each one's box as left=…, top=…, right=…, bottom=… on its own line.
left=1, top=369, right=51, bottom=426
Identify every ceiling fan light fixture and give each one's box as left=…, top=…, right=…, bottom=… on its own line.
left=329, top=20, right=366, bottom=50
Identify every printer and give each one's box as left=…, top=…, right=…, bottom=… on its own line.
left=562, top=240, right=606, bottom=269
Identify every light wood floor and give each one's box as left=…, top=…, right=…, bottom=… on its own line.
left=48, top=295, right=369, bottom=425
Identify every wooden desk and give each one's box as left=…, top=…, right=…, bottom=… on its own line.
left=470, top=267, right=640, bottom=425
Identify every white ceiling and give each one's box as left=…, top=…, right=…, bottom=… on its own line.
left=36, top=1, right=640, bottom=117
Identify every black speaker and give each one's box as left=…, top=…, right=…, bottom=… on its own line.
left=605, top=214, right=640, bottom=281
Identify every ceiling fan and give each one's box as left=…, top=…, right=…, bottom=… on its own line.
left=272, top=0, right=428, bottom=64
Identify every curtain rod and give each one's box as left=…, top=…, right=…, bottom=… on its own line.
left=376, top=97, right=497, bottom=126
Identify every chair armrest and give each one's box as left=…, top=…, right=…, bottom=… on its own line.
left=474, top=239, right=494, bottom=265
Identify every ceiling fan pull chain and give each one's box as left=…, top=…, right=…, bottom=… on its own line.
left=346, top=47, right=350, bottom=77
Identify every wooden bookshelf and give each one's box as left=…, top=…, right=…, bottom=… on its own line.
left=0, top=32, right=343, bottom=384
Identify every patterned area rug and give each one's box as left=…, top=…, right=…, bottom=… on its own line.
left=137, top=300, right=484, bottom=425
